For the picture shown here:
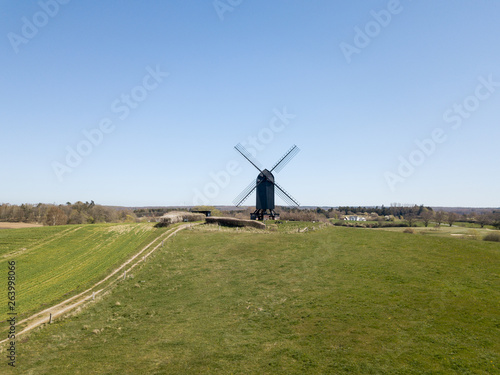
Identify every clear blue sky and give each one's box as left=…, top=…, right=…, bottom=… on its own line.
left=1, top=1, right=499, bottom=207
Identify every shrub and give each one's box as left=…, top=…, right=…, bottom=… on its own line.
left=403, top=228, right=415, bottom=234
left=483, top=232, right=500, bottom=242
left=157, top=211, right=205, bottom=227
left=333, top=221, right=347, bottom=227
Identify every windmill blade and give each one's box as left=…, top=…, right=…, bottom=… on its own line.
left=232, top=179, right=257, bottom=206
left=275, top=187, right=299, bottom=207
left=274, top=182, right=300, bottom=207
left=234, top=143, right=263, bottom=172
left=270, top=145, right=300, bottom=174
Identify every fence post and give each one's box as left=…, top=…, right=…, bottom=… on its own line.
left=49, top=313, right=52, bottom=324
left=123, top=270, right=127, bottom=280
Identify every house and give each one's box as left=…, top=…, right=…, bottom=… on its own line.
left=344, top=216, right=366, bottom=221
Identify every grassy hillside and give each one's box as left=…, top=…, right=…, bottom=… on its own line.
left=4, top=225, right=500, bottom=374
left=0, top=223, right=166, bottom=326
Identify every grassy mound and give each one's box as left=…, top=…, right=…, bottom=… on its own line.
left=206, top=216, right=266, bottom=229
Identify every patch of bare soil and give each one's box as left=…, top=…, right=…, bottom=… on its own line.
left=0, top=222, right=43, bottom=229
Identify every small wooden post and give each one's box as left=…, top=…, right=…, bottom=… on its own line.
left=49, top=313, right=52, bottom=324
left=123, top=270, right=127, bottom=280
left=92, top=292, right=95, bottom=301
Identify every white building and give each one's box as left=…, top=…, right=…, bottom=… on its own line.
left=344, top=216, right=367, bottom=221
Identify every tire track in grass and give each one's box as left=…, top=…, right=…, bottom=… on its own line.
left=16, top=227, right=158, bottom=321
left=0, top=223, right=199, bottom=345
left=0, top=226, right=83, bottom=259
left=17, top=225, right=147, bottom=307
left=17, top=227, right=114, bottom=305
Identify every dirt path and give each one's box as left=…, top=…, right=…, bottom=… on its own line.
left=0, top=223, right=198, bottom=345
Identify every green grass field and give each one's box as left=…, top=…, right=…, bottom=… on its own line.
left=0, top=223, right=167, bottom=330
left=3, top=224, right=499, bottom=374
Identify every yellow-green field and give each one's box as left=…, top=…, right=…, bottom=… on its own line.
left=0, top=223, right=167, bottom=331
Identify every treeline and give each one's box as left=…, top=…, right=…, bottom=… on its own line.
left=134, top=206, right=223, bottom=218
left=3, top=202, right=499, bottom=229
left=336, top=204, right=433, bottom=217
left=0, top=202, right=138, bottom=226
left=134, top=207, right=172, bottom=218
left=231, top=205, right=500, bottom=228
left=277, top=205, right=435, bottom=220
left=435, top=210, right=500, bottom=229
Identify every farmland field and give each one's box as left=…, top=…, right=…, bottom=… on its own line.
left=2, top=224, right=500, bottom=374
left=0, top=223, right=168, bottom=336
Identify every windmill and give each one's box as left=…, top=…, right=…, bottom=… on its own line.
left=233, top=143, right=300, bottom=220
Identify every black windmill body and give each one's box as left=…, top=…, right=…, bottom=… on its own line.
left=233, top=143, right=300, bottom=220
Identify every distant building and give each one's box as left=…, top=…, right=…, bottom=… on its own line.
left=344, top=216, right=366, bottom=221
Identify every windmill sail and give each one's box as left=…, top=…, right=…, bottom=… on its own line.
left=274, top=182, right=300, bottom=207
left=270, top=145, right=300, bottom=174
left=233, top=179, right=260, bottom=206
left=234, top=143, right=263, bottom=172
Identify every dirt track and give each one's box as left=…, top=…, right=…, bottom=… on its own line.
left=0, top=223, right=197, bottom=346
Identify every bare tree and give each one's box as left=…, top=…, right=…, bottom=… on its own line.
left=476, top=213, right=490, bottom=228
left=434, top=211, right=446, bottom=227
left=447, top=212, right=458, bottom=227
left=45, top=207, right=68, bottom=226
left=492, top=212, right=500, bottom=230
left=420, top=209, right=434, bottom=227
left=327, top=209, right=342, bottom=219
left=405, top=213, right=417, bottom=227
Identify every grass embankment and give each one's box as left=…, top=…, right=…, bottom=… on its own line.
left=5, top=225, right=500, bottom=374
left=0, top=223, right=167, bottom=328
